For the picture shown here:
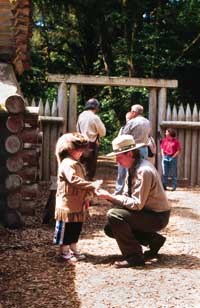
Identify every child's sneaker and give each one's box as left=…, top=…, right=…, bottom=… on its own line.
left=71, top=251, right=86, bottom=261
left=61, top=252, right=72, bottom=260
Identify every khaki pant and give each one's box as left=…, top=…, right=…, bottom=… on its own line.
left=104, top=208, right=170, bottom=260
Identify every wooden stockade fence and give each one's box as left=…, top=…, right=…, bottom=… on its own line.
left=160, top=103, right=200, bottom=186
left=25, top=75, right=200, bottom=188
left=27, top=83, right=67, bottom=183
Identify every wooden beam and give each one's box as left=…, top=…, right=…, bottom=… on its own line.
left=48, top=74, right=178, bottom=88
left=39, top=115, right=64, bottom=123
left=160, top=121, right=200, bottom=129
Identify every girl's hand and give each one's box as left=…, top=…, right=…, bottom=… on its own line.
left=95, top=188, right=112, bottom=200
left=93, top=179, right=103, bottom=190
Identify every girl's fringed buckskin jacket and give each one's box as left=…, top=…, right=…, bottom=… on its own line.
left=55, top=157, right=96, bottom=222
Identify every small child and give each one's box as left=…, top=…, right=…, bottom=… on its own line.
left=53, top=132, right=102, bottom=262
left=160, top=128, right=181, bottom=191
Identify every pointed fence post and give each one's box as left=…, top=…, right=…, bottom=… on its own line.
left=58, top=82, right=68, bottom=133
left=31, top=98, right=36, bottom=107
left=50, top=98, right=58, bottom=176
left=184, top=104, right=192, bottom=182
left=197, top=109, right=200, bottom=185
left=68, top=84, right=77, bottom=132
left=148, top=88, right=157, bottom=139
left=157, top=87, right=167, bottom=175
left=190, top=104, right=198, bottom=186
left=42, top=99, right=51, bottom=180
left=166, top=104, right=172, bottom=121
left=177, top=104, right=185, bottom=181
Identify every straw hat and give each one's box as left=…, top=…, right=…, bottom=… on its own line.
left=107, top=134, right=145, bottom=157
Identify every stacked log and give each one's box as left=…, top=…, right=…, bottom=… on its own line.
left=11, top=0, right=32, bottom=75
left=0, top=0, right=15, bottom=62
left=0, top=94, right=40, bottom=228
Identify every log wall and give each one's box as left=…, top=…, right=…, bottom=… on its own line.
left=0, top=94, right=40, bottom=226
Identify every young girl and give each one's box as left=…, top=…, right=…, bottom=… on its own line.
left=160, top=128, right=181, bottom=191
left=53, top=132, right=102, bottom=261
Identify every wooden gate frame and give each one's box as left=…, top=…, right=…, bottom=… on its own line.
left=48, top=74, right=178, bottom=172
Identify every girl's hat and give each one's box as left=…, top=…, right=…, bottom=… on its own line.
left=107, top=134, right=145, bottom=157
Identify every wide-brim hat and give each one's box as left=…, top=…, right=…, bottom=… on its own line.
left=107, top=134, right=145, bottom=157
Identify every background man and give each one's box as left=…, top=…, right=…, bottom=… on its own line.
left=76, top=98, right=106, bottom=180
left=122, top=104, right=152, bottom=159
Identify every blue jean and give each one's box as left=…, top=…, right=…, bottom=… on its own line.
left=114, top=164, right=128, bottom=194
left=162, top=155, right=177, bottom=188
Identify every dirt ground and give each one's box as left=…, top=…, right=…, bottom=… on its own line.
left=0, top=156, right=200, bottom=308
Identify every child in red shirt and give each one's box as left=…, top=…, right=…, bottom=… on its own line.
left=160, top=128, right=181, bottom=191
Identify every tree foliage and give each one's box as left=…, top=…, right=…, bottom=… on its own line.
left=19, top=0, right=200, bottom=149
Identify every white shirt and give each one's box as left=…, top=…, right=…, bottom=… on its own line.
left=76, top=110, right=106, bottom=142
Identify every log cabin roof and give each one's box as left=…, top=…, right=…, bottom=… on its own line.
left=0, top=0, right=32, bottom=75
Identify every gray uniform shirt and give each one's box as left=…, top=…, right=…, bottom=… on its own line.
left=112, top=160, right=170, bottom=213
left=122, top=115, right=151, bottom=145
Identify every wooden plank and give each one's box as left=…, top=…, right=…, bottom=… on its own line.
left=177, top=104, right=185, bottom=180
left=50, top=100, right=59, bottom=176
left=50, top=124, right=58, bottom=176
left=48, top=74, right=178, bottom=88
left=190, top=105, right=198, bottom=186
left=148, top=88, right=157, bottom=139
left=25, top=106, right=39, bottom=114
left=160, top=121, right=200, bottom=128
left=57, top=82, right=67, bottom=133
left=157, top=87, right=167, bottom=174
left=42, top=122, right=50, bottom=180
left=68, top=84, right=77, bottom=131
left=184, top=105, right=192, bottom=181
left=39, top=115, right=64, bottom=123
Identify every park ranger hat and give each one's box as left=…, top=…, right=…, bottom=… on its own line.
left=107, top=134, right=145, bottom=157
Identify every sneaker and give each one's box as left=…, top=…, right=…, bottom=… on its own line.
left=61, top=252, right=72, bottom=260
left=71, top=251, right=86, bottom=261
left=144, top=236, right=166, bottom=260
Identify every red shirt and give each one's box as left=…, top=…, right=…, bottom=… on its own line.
left=161, top=137, right=181, bottom=156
